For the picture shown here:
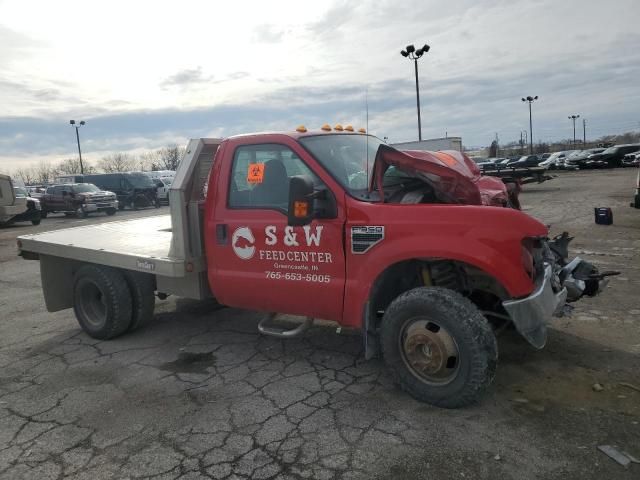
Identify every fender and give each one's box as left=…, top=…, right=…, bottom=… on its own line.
left=342, top=200, right=548, bottom=328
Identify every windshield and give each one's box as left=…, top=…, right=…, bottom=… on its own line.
left=602, top=147, right=617, bottom=154
left=72, top=184, right=100, bottom=193
left=128, top=173, right=156, bottom=188
left=14, top=187, right=28, bottom=197
left=298, top=134, right=385, bottom=197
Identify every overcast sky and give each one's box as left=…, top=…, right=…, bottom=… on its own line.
left=1, top=0, right=639, bottom=171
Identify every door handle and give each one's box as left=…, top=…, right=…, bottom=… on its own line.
left=216, top=224, right=228, bottom=245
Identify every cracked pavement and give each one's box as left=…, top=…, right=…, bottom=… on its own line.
left=1, top=170, right=639, bottom=479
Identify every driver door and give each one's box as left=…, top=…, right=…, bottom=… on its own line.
left=208, top=140, right=346, bottom=322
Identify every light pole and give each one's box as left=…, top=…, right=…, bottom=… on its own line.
left=401, top=43, right=430, bottom=142
left=582, top=118, right=587, bottom=144
left=69, top=120, right=86, bottom=174
left=568, top=114, right=580, bottom=145
left=521, top=96, right=538, bottom=154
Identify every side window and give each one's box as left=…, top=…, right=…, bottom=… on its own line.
left=228, top=144, right=321, bottom=212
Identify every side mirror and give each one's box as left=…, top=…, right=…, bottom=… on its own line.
left=287, top=175, right=314, bottom=226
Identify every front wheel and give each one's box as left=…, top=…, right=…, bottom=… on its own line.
left=380, top=287, right=497, bottom=408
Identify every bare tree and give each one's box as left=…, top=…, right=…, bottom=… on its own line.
left=137, top=151, right=159, bottom=171
left=33, top=161, right=55, bottom=184
left=157, top=144, right=185, bottom=171
left=56, top=158, right=83, bottom=174
left=13, top=167, right=35, bottom=185
left=99, top=153, right=135, bottom=173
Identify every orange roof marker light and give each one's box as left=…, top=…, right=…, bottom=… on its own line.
left=344, top=125, right=354, bottom=132
left=358, top=128, right=366, bottom=133
left=296, top=125, right=307, bottom=133
left=334, top=124, right=344, bottom=131
left=321, top=124, right=332, bottom=131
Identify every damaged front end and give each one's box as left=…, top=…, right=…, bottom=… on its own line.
left=503, top=232, right=618, bottom=349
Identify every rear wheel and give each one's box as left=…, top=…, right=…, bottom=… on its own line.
left=380, top=287, right=497, bottom=408
left=73, top=265, right=132, bottom=339
left=123, top=271, right=155, bottom=331
left=106, top=208, right=116, bottom=216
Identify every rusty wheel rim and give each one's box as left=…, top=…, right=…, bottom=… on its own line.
left=399, top=318, right=460, bottom=385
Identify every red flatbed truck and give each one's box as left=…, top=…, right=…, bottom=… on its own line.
left=17, top=128, right=612, bottom=407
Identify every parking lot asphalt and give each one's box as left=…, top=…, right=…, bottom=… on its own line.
left=1, top=169, right=639, bottom=480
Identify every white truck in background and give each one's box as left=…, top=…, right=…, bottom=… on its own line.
left=0, top=174, right=42, bottom=226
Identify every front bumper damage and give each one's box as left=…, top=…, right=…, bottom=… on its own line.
left=502, top=233, right=618, bottom=349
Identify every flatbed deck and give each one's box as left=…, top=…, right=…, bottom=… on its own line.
left=18, top=215, right=187, bottom=277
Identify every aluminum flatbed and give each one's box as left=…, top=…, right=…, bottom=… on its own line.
left=17, top=215, right=186, bottom=277
left=17, top=138, right=222, bottom=310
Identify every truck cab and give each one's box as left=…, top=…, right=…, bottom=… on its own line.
left=17, top=131, right=611, bottom=408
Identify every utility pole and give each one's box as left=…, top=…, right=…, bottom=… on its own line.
left=568, top=115, right=580, bottom=145
left=69, top=120, right=86, bottom=174
left=520, top=131, right=524, bottom=155
left=583, top=118, right=587, bottom=144
left=521, top=96, right=538, bottom=154
left=401, top=43, right=430, bottom=142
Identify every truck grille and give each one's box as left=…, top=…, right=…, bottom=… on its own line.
left=88, top=195, right=114, bottom=202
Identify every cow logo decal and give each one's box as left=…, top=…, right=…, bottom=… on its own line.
left=232, top=226, right=256, bottom=260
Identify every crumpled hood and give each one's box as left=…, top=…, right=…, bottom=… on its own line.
left=371, top=144, right=508, bottom=206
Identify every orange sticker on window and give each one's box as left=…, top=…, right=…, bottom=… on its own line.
left=294, top=201, right=308, bottom=217
left=247, top=163, right=265, bottom=184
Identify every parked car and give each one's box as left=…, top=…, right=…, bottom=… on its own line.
left=622, top=151, right=640, bottom=167
left=538, top=152, right=566, bottom=170
left=0, top=175, right=41, bottom=226
left=592, top=144, right=640, bottom=168
left=476, top=158, right=508, bottom=171
left=152, top=177, right=172, bottom=204
left=564, top=148, right=605, bottom=169
left=26, top=185, right=48, bottom=199
left=538, top=153, right=551, bottom=161
left=81, top=173, right=160, bottom=210
left=40, top=183, right=118, bottom=218
left=506, top=155, right=541, bottom=168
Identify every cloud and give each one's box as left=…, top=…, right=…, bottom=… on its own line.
left=160, top=66, right=214, bottom=89
left=1, top=0, right=640, bottom=169
left=252, top=24, right=285, bottom=43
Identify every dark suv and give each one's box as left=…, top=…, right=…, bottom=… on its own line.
left=590, top=144, right=640, bottom=168
left=82, top=173, right=160, bottom=210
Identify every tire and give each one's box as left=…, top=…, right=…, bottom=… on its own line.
left=31, top=218, right=41, bottom=226
left=76, top=207, right=88, bottom=218
left=106, top=208, right=116, bottom=216
left=380, top=287, right=498, bottom=408
left=73, top=265, right=133, bottom=339
left=123, top=271, right=155, bottom=331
